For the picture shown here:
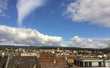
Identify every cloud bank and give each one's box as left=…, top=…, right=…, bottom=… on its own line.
left=0, top=25, right=62, bottom=46
left=67, top=0, right=110, bottom=27
left=0, top=25, right=109, bottom=48
left=16, top=0, right=45, bottom=26
left=70, top=36, right=110, bottom=48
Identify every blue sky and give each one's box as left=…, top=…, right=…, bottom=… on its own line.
left=0, top=0, right=110, bottom=40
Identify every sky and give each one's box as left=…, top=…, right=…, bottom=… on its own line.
left=0, top=0, right=110, bottom=48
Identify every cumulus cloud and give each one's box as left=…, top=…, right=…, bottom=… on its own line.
left=0, top=26, right=109, bottom=48
left=0, top=25, right=63, bottom=46
left=16, top=0, right=45, bottom=26
left=70, top=36, right=110, bottom=48
left=67, top=0, right=110, bottom=27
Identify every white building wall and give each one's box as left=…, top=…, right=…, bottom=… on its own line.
left=105, top=60, right=110, bottom=67
left=92, top=61, right=99, bottom=67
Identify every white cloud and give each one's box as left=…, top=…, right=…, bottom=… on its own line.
left=0, top=25, right=63, bottom=46
left=70, top=36, right=109, bottom=48
left=0, top=26, right=109, bottom=48
left=67, top=0, right=110, bottom=27
left=16, top=0, right=45, bottom=26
